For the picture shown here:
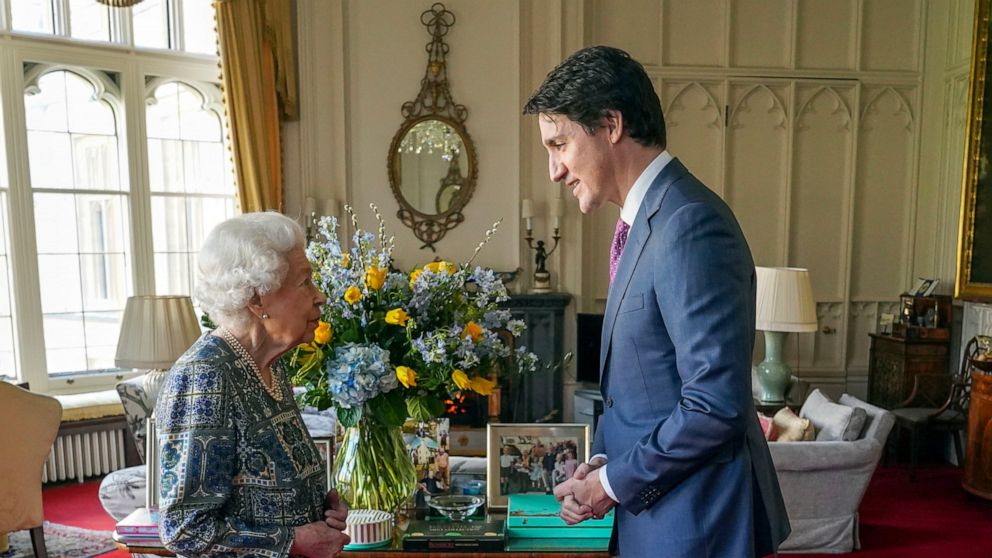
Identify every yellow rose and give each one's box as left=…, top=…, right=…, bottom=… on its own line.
left=452, top=369, right=471, bottom=390
left=469, top=375, right=497, bottom=396
left=385, top=308, right=410, bottom=326
left=462, top=321, right=483, bottom=342
left=341, top=254, right=351, bottom=268
left=396, top=366, right=418, bottom=388
left=425, top=260, right=455, bottom=274
left=313, top=321, right=332, bottom=344
left=365, top=266, right=386, bottom=291
left=344, top=285, right=362, bottom=304
left=409, top=268, right=423, bottom=288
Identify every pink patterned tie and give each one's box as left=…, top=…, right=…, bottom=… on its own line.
left=609, top=218, right=630, bottom=284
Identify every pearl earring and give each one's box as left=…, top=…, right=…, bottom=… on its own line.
left=261, top=313, right=270, bottom=319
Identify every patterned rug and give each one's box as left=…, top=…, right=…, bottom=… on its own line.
left=2, top=522, right=115, bottom=558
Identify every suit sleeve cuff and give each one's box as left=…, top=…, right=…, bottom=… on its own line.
left=599, top=463, right=619, bottom=503
left=590, top=453, right=608, bottom=464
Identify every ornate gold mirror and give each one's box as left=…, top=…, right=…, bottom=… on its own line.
left=957, top=0, right=992, bottom=300
left=388, top=2, right=477, bottom=251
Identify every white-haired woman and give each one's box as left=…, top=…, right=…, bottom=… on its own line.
left=156, top=212, right=349, bottom=558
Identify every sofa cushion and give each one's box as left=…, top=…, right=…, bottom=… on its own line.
left=772, top=407, right=815, bottom=441
left=98, top=465, right=147, bottom=521
left=55, top=389, right=124, bottom=422
left=801, top=389, right=868, bottom=442
left=757, top=412, right=777, bottom=441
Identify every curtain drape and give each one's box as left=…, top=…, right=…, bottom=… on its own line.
left=214, top=0, right=298, bottom=213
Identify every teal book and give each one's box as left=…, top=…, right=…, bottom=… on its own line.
left=507, top=494, right=614, bottom=539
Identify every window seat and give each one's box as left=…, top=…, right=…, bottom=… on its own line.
left=54, top=389, right=125, bottom=422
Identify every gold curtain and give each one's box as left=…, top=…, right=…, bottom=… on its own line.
left=214, top=0, right=298, bottom=213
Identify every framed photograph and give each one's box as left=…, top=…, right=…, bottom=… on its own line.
left=312, top=437, right=335, bottom=489
left=486, top=423, right=590, bottom=509
left=402, top=418, right=450, bottom=508
left=911, top=278, right=936, bottom=297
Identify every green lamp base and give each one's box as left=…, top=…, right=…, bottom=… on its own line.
left=756, top=330, right=791, bottom=404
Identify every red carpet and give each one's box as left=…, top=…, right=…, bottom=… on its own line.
left=43, top=466, right=992, bottom=557
left=42, top=480, right=128, bottom=558
left=781, top=465, right=992, bottom=557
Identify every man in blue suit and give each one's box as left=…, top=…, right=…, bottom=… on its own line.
left=524, top=46, right=790, bottom=557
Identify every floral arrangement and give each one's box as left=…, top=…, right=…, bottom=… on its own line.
left=288, top=205, right=539, bottom=430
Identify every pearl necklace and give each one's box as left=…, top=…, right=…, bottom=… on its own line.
left=216, top=327, right=283, bottom=402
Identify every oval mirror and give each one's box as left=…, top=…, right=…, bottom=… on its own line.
left=386, top=3, right=477, bottom=251
left=390, top=117, right=474, bottom=216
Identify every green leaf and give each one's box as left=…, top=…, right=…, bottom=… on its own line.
left=406, top=394, right=445, bottom=421
left=368, top=390, right=408, bottom=427
left=337, top=406, right=361, bottom=428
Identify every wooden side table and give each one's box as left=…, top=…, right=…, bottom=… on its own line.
left=867, top=333, right=949, bottom=409
left=963, top=371, right=992, bottom=500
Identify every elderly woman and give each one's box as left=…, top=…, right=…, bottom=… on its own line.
left=156, top=212, right=349, bottom=557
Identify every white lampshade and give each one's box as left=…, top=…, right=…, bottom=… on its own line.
left=755, top=267, right=817, bottom=333
left=115, top=295, right=201, bottom=369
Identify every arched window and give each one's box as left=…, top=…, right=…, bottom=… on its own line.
left=24, top=69, right=128, bottom=374
left=146, top=80, right=236, bottom=297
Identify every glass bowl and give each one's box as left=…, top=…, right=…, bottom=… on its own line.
left=426, top=494, right=485, bottom=521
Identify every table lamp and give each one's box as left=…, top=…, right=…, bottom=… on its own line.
left=115, top=295, right=201, bottom=402
left=755, top=267, right=817, bottom=403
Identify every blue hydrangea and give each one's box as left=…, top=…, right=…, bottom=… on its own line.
left=324, top=343, right=396, bottom=408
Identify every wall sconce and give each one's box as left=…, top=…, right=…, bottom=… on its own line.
left=521, top=196, right=564, bottom=293
left=304, top=196, right=341, bottom=242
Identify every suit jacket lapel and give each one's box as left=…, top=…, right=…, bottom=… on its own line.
left=598, top=158, right=689, bottom=378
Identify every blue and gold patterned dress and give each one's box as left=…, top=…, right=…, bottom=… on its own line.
left=156, top=332, right=327, bottom=557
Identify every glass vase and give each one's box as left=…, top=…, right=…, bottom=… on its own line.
left=333, top=418, right=417, bottom=513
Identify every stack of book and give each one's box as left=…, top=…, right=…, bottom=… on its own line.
left=115, top=507, right=166, bottom=548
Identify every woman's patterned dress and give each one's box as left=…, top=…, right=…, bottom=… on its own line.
left=156, top=332, right=327, bottom=557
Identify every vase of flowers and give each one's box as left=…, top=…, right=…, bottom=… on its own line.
left=288, top=206, right=538, bottom=514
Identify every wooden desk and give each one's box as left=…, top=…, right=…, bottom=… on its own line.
left=867, top=333, right=949, bottom=409
left=112, top=532, right=172, bottom=556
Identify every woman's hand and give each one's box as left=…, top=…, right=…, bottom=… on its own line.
left=291, top=521, right=350, bottom=557
left=323, top=489, right=349, bottom=530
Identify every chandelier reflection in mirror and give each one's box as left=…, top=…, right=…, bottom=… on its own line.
left=387, top=2, right=478, bottom=251
left=398, top=119, right=461, bottom=161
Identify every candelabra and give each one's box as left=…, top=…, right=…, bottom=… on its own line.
left=521, top=197, right=564, bottom=293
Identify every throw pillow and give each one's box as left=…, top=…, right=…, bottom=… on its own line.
left=757, top=412, right=777, bottom=441
left=772, top=406, right=815, bottom=442
left=800, top=389, right=868, bottom=442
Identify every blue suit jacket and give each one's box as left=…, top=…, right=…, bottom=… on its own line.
left=592, top=159, right=790, bottom=557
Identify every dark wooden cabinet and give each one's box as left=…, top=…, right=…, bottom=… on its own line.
left=867, top=333, right=950, bottom=409
left=502, top=293, right=571, bottom=423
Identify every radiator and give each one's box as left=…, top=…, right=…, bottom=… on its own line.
left=43, top=427, right=128, bottom=484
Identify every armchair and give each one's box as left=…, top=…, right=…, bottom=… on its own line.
left=769, top=393, right=894, bottom=553
left=0, top=382, right=63, bottom=558
left=890, top=336, right=979, bottom=479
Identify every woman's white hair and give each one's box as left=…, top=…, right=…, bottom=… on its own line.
left=195, top=211, right=305, bottom=330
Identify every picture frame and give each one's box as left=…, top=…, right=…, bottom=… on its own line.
left=486, top=423, right=590, bottom=509
left=911, top=278, right=938, bottom=298
left=956, top=0, right=992, bottom=301
left=402, top=418, right=450, bottom=508
left=312, top=437, right=335, bottom=490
